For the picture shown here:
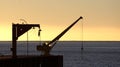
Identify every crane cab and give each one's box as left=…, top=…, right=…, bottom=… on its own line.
left=37, top=42, right=52, bottom=55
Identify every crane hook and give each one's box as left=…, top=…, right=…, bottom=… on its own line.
left=38, top=29, right=41, bottom=36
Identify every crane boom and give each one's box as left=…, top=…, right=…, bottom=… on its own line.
left=48, top=16, right=83, bottom=47
left=37, top=16, right=83, bottom=55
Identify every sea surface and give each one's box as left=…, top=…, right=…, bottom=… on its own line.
left=0, top=41, right=120, bottom=67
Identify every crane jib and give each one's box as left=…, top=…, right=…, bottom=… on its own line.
left=48, top=16, right=83, bottom=46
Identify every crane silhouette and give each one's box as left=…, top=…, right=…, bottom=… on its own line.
left=37, top=16, right=83, bottom=56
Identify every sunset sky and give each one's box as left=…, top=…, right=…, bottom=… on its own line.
left=0, top=0, right=120, bottom=41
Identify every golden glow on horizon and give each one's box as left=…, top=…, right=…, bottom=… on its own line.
left=0, top=0, right=120, bottom=41
left=0, top=24, right=120, bottom=41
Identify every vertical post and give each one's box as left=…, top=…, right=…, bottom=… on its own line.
left=12, top=24, right=17, bottom=58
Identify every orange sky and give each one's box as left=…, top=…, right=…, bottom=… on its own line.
left=0, top=0, right=120, bottom=41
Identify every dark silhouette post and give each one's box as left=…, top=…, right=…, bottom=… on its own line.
left=12, top=24, right=17, bottom=58
left=11, top=23, right=40, bottom=58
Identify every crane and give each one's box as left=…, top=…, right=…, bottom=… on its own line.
left=11, top=23, right=40, bottom=58
left=37, top=16, right=83, bottom=56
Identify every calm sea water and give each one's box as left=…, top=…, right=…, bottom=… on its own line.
left=0, top=41, right=120, bottom=67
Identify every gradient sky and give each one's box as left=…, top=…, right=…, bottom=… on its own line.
left=0, top=0, right=120, bottom=41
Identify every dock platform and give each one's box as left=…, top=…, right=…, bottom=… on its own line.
left=0, top=55, right=63, bottom=67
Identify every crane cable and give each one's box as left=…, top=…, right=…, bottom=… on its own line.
left=20, top=19, right=29, bottom=55
left=38, top=29, right=42, bottom=45
left=27, top=31, right=29, bottom=55
left=81, top=18, right=84, bottom=50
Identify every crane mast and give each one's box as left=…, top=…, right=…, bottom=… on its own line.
left=37, top=16, right=83, bottom=56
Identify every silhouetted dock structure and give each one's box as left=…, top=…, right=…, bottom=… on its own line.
left=0, top=17, right=82, bottom=67
left=0, top=55, right=63, bottom=67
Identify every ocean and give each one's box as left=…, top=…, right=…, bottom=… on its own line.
left=0, top=41, right=120, bottom=67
